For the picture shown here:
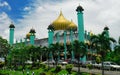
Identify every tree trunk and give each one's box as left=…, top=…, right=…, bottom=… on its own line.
left=77, top=55, right=81, bottom=75
left=101, top=56, right=104, bottom=75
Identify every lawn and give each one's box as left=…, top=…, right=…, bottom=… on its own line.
left=0, top=68, right=101, bottom=75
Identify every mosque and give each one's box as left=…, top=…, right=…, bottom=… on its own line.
left=8, top=5, right=109, bottom=62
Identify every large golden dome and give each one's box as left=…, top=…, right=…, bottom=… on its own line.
left=51, top=11, right=71, bottom=30
left=67, top=20, right=77, bottom=30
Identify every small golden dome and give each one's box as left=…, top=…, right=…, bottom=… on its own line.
left=67, top=20, right=77, bottom=30
left=52, top=11, right=71, bottom=30
left=26, top=33, right=30, bottom=39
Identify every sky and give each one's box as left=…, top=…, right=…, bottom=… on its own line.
left=0, top=0, right=120, bottom=43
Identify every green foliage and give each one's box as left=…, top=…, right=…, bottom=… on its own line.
left=65, top=64, right=73, bottom=74
left=87, top=64, right=93, bottom=70
left=0, top=61, right=4, bottom=68
left=55, top=65, right=62, bottom=72
left=40, top=63, right=47, bottom=69
left=25, top=65, right=32, bottom=69
left=96, top=56, right=101, bottom=64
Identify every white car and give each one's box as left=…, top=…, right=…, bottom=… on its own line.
left=42, top=60, right=55, bottom=64
left=58, top=60, right=68, bottom=65
left=103, top=61, right=120, bottom=70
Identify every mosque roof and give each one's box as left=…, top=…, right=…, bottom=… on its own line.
left=51, top=11, right=71, bottom=30
left=67, top=20, right=77, bottom=30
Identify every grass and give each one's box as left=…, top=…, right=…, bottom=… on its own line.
left=0, top=66, right=101, bottom=75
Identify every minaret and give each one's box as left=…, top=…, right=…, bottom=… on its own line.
left=9, top=23, right=15, bottom=45
left=29, top=28, right=36, bottom=45
left=76, top=4, right=86, bottom=63
left=47, top=24, right=54, bottom=46
left=76, top=4, right=84, bottom=42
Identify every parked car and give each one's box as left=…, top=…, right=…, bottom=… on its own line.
left=42, top=60, right=55, bottom=65
left=58, top=60, right=68, bottom=65
left=103, top=61, right=120, bottom=70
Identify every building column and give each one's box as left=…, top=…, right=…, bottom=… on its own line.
left=76, top=5, right=86, bottom=63
left=48, top=29, right=54, bottom=60
left=9, top=23, right=15, bottom=45
left=64, top=31, right=67, bottom=60
left=70, top=29, right=74, bottom=60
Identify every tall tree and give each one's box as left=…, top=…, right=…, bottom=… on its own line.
left=73, top=40, right=87, bottom=74
left=90, top=32, right=116, bottom=75
left=0, top=36, right=10, bottom=65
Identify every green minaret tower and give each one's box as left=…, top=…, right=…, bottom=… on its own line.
left=103, top=26, right=109, bottom=38
left=48, top=24, right=54, bottom=46
left=29, top=28, right=36, bottom=45
left=76, top=5, right=84, bottom=42
left=76, top=5, right=86, bottom=63
left=9, top=23, right=15, bottom=45
left=48, top=24, right=54, bottom=60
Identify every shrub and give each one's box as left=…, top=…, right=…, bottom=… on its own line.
left=65, top=64, right=73, bottom=74
left=87, top=64, right=93, bottom=70
left=25, top=65, right=32, bottom=69
left=40, top=63, right=46, bottom=69
left=96, top=56, right=101, bottom=64
left=55, top=65, right=62, bottom=72
left=0, top=62, right=5, bottom=68
left=40, top=72, right=46, bottom=75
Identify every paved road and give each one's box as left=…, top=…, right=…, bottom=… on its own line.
left=72, top=67, right=120, bottom=75
left=58, top=65, right=120, bottom=75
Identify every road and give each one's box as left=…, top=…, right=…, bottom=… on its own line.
left=72, top=67, right=120, bottom=75
left=51, top=65, right=120, bottom=75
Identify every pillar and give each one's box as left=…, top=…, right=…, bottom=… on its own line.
left=76, top=5, right=86, bottom=63
left=9, top=23, right=15, bottom=45
left=70, top=29, right=74, bottom=60
left=76, top=5, right=84, bottom=42
left=64, top=31, right=67, bottom=60
left=29, top=28, right=36, bottom=45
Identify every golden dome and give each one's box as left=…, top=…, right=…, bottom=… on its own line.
left=26, top=33, right=30, bottom=39
left=67, top=20, right=77, bottom=30
left=52, top=11, right=71, bottom=30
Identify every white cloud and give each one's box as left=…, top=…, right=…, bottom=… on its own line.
left=0, top=1, right=11, bottom=10
left=0, top=12, right=11, bottom=40
left=1, top=0, right=120, bottom=43
left=23, top=6, right=31, bottom=11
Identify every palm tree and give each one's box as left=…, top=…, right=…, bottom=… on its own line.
left=49, top=43, right=61, bottom=66
left=73, top=40, right=87, bottom=74
left=90, top=32, right=116, bottom=75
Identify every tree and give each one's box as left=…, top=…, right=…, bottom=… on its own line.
left=49, top=43, right=61, bottom=66
left=73, top=40, right=87, bottom=74
left=0, top=36, right=10, bottom=65
left=90, top=32, right=116, bottom=75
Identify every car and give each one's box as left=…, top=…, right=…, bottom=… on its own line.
left=58, top=60, right=68, bottom=65
left=103, top=61, right=120, bottom=70
left=42, top=60, right=55, bottom=65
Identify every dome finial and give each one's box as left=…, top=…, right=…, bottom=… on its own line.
left=104, top=25, right=109, bottom=30
left=9, top=22, right=15, bottom=28
left=60, top=10, right=63, bottom=16
left=76, top=4, right=84, bottom=12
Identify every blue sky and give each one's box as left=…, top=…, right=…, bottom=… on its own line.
left=0, top=0, right=120, bottom=43
left=0, top=0, right=33, bottom=22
